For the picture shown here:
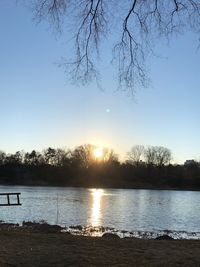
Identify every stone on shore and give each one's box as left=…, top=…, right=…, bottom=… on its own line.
left=102, top=233, right=120, bottom=238
left=155, top=235, right=174, bottom=240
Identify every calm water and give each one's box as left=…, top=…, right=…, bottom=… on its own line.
left=1, top=185, right=200, bottom=238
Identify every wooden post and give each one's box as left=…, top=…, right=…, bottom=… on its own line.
left=7, top=194, right=10, bottom=205
left=17, top=193, right=20, bottom=205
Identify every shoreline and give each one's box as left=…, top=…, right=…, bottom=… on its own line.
left=1, top=183, right=200, bottom=192
left=0, top=221, right=200, bottom=240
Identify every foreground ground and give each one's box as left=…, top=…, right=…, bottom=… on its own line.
left=0, top=230, right=200, bottom=266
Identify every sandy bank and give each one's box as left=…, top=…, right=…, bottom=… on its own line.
left=0, top=230, right=200, bottom=266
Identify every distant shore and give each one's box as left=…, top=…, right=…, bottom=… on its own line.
left=2, top=182, right=200, bottom=192
left=0, top=227, right=200, bottom=266
left=0, top=153, right=200, bottom=191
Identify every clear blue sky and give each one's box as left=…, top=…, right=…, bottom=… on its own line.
left=0, top=1, right=200, bottom=163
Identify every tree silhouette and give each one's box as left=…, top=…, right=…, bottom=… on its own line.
left=144, top=146, right=172, bottom=166
left=71, top=144, right=95, bottom=169
left=24, top=150, right=44, bottom=166
left=127, top=145, right=145, bottom=165
left=70, top=144, right=118, bottom=170
left=0, top=151, right=6, bottom=166
left=31, top=0, right=200, bottom=92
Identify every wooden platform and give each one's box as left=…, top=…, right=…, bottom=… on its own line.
left=0, top=193, right=21, bottom=206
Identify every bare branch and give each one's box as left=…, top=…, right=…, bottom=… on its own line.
left=30, top=0, right=200, bottom=93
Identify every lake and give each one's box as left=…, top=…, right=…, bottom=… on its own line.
left=1, top=185, right=200, bottom=238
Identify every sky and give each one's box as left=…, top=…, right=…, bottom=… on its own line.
left=0, top=1, right=200, bottom=163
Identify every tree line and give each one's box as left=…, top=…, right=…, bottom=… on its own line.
left=0, top=144, right=199, bottom=189
left=0, top=145, right=171, bottom=167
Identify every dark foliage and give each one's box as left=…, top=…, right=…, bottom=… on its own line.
left=0, top=145, right=199, bottom=189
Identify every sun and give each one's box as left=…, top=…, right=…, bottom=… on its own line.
left=93, top=147, right=103, bottom=159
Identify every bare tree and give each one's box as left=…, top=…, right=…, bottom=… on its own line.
left=70, top=144, right=118, bottom=168
left=29, top=0, right=200, bottom=93
left=54, top=148, right=71, bottom=167
left=144, top=146, right=156, bottom=165
left=154, top=146, right=172, bottom=166
left=144, top=146, right=172, bottom=166
left=101, top=147, right=118, bottom=163
left=127, top=145, right=144, bottom=165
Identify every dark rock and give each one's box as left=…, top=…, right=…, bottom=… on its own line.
left=22, top=221, right=62, bottom=233
left=102, top=233, right=120, bottom=239
left=69, top=225, right=83, bottom=231
left=155, top=235, right=174, bottom=240
left=0, top=222, right=19, bottom=231
left=37, top=224, right=62, bottom=233
left=22, top=221, right=36, bottom=227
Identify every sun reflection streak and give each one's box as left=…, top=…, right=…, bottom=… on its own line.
left=90, top=189, right=104, bottom=226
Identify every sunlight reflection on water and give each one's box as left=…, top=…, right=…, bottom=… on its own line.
left=89, top=189, right=104, bottom=226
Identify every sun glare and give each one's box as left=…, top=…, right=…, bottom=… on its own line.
left=93, top=147, right=103, bottom=159
left=90, top=189, right=104, bottom=226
